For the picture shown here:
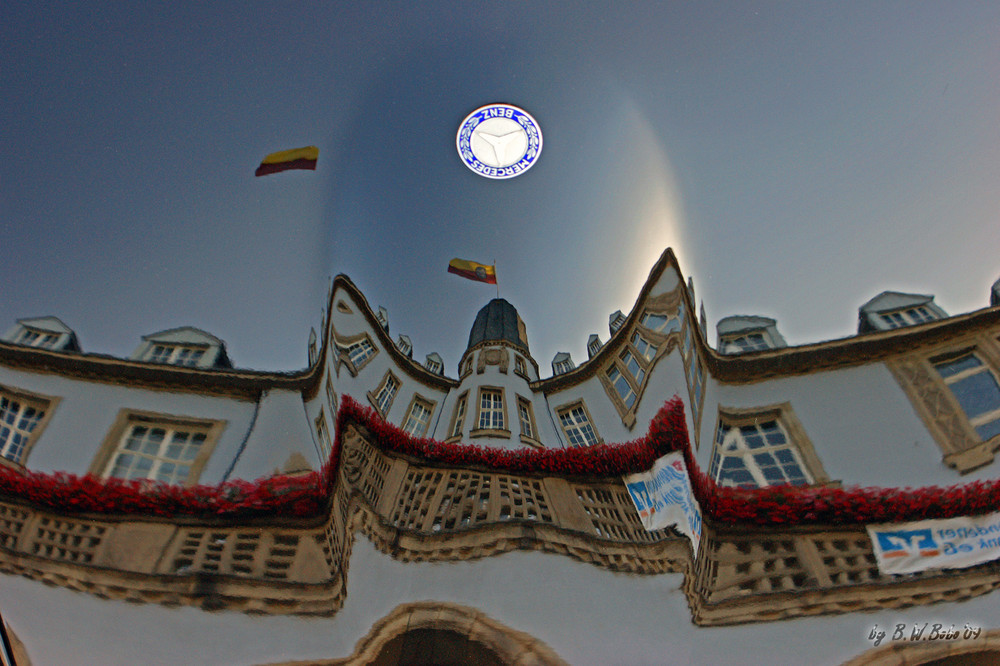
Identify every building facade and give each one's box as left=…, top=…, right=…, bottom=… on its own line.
left=1, top=248, right=999, bottom=664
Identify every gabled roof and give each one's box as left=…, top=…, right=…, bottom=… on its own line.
left=139, top=327, right=232, bottom=368
left=141, top=326, right=225, bottom=346
left=717, top=315, right=777, bottom=336
left=858, top=291, right=935, bottom=314
left=16, top=316, right=75, bottom=334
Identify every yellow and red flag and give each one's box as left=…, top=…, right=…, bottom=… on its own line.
left=448, top=258, right=497, bottom=284
left=255, top=146, right=319, bottom=176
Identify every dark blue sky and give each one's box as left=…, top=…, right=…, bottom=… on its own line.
left=3, top=3, right=999, bottom=371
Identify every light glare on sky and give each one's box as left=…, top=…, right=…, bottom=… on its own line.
left=2, top=3, right=998, bottom=373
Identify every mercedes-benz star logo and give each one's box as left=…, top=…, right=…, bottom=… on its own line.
left=456, top=103, right=542, bottom=179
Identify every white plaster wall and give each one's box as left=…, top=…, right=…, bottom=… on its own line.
left=704, top=363, right=1000, bottom=488
left=225, top=388, right=316, bottom=481
left=3, top=536, right=997, bottom=665
left=0, top=366, right=256, bottom=484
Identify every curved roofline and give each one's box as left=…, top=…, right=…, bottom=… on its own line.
left=324, top=274, right=458, bottom=392
left=4, top=247, right=998, bottom=395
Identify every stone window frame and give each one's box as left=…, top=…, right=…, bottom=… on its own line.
left=555, top=399, right=603, bottom=448
left=0, top=384, right=60, bottom=469
left=516, top=394, right=541, bottom=447
left=88, top=409, right=225, bottom=488
left=460, top=355, right=474, bottom=378
left=470, top=386, right=510, bottom=439
left=678, top=312, right=707, bottom=447
left=337, top=333, right=378, bottom=376
left=401, top=394, right=436, bottom=437
left=598, top=326, right=665, bottom=429
left=367, top=370, right=400, bottom=419
left=888, top=335, right=1000, bottom=473
left=708, top=403, right=830, bottom=489
left=513, top=355, right=528, bottom=380
left=446, top=391, right=469, bottom=442
left=314, top=409, right=333, bottom=460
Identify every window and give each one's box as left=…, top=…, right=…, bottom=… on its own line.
left=514, top=355, right=527, bottom=377
left=103, top=420, right=212, bottom=485
left=475, top=388, right=506, bottom=432
left=396, top=335, right=412, bottom=357
left=640, top=311, right=680, bottom=335
left=369, top=371, right=400, bottom=417
left=517, top=396, right=536, bottom=441
left=148, top=344, right=206, bottom=366
left=708, top=406, right=827, bottom=489
left=449, top=392, right=468, bottom=439
left=609, top=311, right=626, bottom=334
left=606, top=365, right=637, bottom=409
left=710, top=421, right=810, bottom=488
left=554, top=359, right=573, bottom=374
left=630, top=332, right=656, bottom=361
left=344, top=337, right=376, bottom=371
left=326, top=377, right=337, bottom=412
left=461, top=356, right=474, bottom=376
left=720, top=332, right=770, bottom=353
left=16, top=328, right=59, bottom=348
left=89, top=412, right=223, bottom=486
left=402, top=395, right=434, bottom=437
left=315, top=411, right=332, bottom=460
left=425, top=357, right=443, bottom=375
left=889, top=343, right=1000, bottom=472
left=587, top=336, right=602, bottom=358
left=601, top=338, right=655, bottom=425
left=0, top=389, right=55, bottom=465
left=935, top=353, right=1000, bottom=441
left=881, top=306, right=938, bottom=329
left=558, top=402, right=600, bottom=447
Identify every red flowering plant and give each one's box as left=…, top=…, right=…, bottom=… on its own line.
left=1, top=394, right=997, bottom=526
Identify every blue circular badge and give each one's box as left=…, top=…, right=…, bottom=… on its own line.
left=456, top=103, right=542, bottom=179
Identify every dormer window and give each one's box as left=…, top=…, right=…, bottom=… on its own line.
left=880, top=306, right=938, bottom=329
left=587, top=335, right=603, bottom=359
left=15, top=328, right=60, bottom=349
left=3, top=317, right=79, bottom=352
left=424, top=354, right=443, bottom=375
left=720, top=332, right=771, bottom=354
left=148, top=344, right=206, bottom=367
left=552, top=353, right=574, bottom=376
left=608, top=311, right=626, bottom=335
left=717, top=315, right=786, bottom=355
left=132, top=327, right=229, bottom=368
left=396, top=335, right=413, bottom=358
left=858, top=292, right=945, bottom=333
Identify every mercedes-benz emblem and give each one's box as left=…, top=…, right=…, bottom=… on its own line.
left=456, top=103, right=542, bottom=179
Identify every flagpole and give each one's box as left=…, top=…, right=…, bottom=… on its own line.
left=494, top=258, right=499, bottom=299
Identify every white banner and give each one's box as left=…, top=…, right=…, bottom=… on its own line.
left=624, top=452, right=702, bottom=553
left=867, top=511, right=1000, bottom=575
